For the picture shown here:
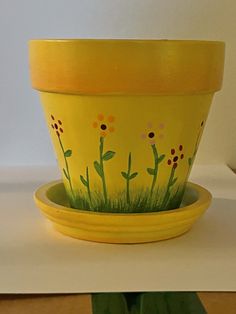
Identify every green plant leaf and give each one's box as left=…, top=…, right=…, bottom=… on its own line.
left=80, top=175, right=88, bottom=187
left=103, top=151, right=116, bottom=161
left=171, top=177, right=177, bottom=186
left=63, top=168, right=69, bottom=180
left=188, top=157, right=192, bottom=166
left=64, top=149, right=72, bottom=157
left=129, top=172, right=138, bottom=180
left=121, top=171, right=128, bottom=179
left=158, top=154, right=165, bottom=163
left=147, top=168, right=155, bottom=175
left=86, top=167, right=90, bottom=182
left=94, top=161, right=103, bottom=177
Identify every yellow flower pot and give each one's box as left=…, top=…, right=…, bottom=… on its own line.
left=29, top=39, right=225, bottom=213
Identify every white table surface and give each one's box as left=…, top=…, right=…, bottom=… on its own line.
left=0, top=164, right=236, bottom=293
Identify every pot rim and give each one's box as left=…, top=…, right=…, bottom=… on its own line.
left=29, top=39, right=225, bottom=95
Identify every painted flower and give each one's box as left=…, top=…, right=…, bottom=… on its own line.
left=93, top=113, right=115, bottom=137
left=51, top=114, right=64, bottom=137
left=141, top=122, right=165, bottom=145
left=141, top=122, right=165, bottom=197
left=167, top=145, right=184, bottom=169
left=50, top=114, right=75, bottom=205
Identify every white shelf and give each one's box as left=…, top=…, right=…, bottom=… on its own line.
left=0, top=165, right=236, bottom=293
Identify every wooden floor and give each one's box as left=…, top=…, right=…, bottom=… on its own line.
left=198, top=293, right=236, bottom=314
left=0, top=293, right=236, bottom=313
left=0, top=294, right=92, bottom=314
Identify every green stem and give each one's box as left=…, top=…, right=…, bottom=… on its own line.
left=162, top=166, right=176, bottom=208
left=126, top=180, right=130, bottom=205
left=150, top=144, right=158, bottom=197
left=188, top=127, right=203, bottom=174
left=86, top=166, right=92, bottom=204
left=58, top=136, right=75, bottom=200
left=126, top=153, right=132, bottom=204
left=100, top=137, right=108, bottom=204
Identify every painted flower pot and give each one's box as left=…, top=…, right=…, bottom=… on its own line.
left=29, top=39, right=224, bottom=213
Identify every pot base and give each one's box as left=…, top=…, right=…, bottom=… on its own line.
left=34, top=181, right=212, bottom=244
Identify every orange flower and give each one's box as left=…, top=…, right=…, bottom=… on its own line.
left=93, top=113, right=115, bottom=137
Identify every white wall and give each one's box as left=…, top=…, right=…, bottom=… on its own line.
left=0, top=0, right=235, bottom=166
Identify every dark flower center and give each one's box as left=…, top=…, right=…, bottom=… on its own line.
left=100, top=124, right=107, bottom=130
left=173, top=156, right=178, bottom=162
left=148, top=132, right=155, bottom=138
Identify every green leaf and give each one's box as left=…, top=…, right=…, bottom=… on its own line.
left=92, top=294, right=129, bottom=314
left=121, top=171, right=128, bottom=179
left=170, top=177, right=177, bottom=186
left=188, top=157, right=192, bottom=166
left=147, top=168, right=155, bottom=175
left=129, top=172, right=138, bottom=180
left=158, top=154, right=165, bottom=163
left=103, top=151, right=116, bottom=161
left=94, top=161, right=103, bottom=177
left=63, top=168, right=69, bottom=180
left=80, top=175, right=88, bottom=187
left=86, top=167, right=90, bottom=183
left=64, top=149, right=72, bottom=157
left=128, top=153, right=132, bottom=172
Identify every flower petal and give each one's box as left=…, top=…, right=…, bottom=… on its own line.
left=173, top=162, right=178, bottom=169
left=147, top=122, right=153, bottom=129
left=97, top=114, right=104, bottom=121
left=100, top=131, right=107, bottom=137
left=108, top=115, right=115, bottom=123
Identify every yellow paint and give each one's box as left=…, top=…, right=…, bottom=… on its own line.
left=29, top=39, right=225, bottom=95
left=34, top=181, right=212, bottom=243
left=40, top=92, right=212, bottom=199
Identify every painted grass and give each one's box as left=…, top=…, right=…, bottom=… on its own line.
left=66, top=185, right=186, bottom=213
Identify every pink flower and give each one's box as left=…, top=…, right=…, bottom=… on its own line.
left=141, top=122, right=165, bottom=145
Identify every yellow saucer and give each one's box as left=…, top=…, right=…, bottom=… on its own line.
left=34, top=181, right=212, bottom=244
